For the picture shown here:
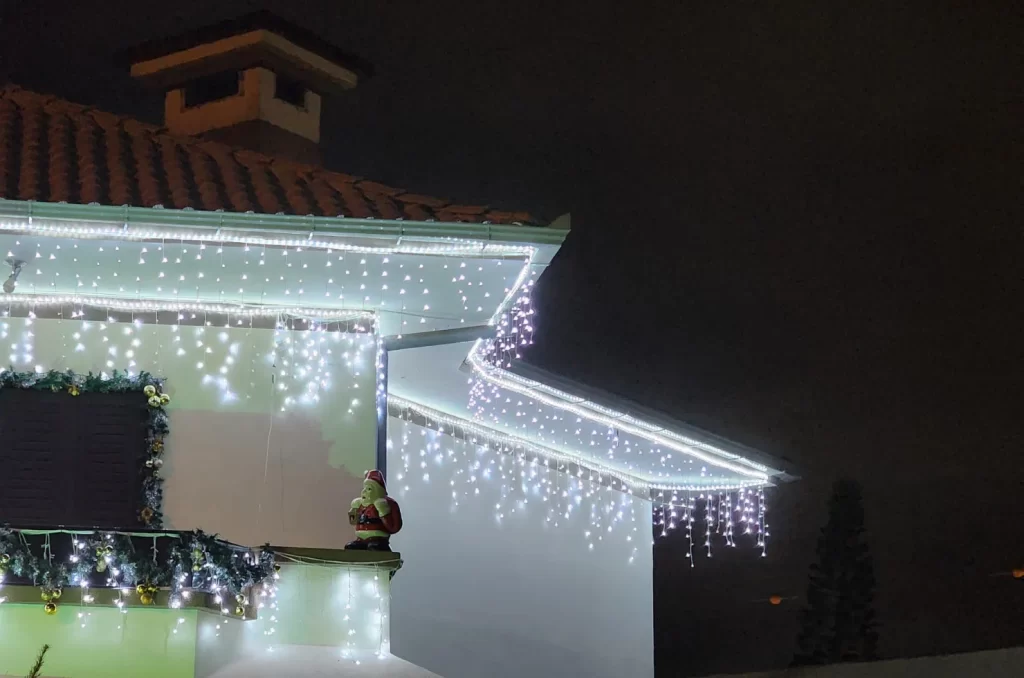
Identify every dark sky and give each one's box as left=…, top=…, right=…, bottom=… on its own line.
left=2, top=1, right=1022, bottom=674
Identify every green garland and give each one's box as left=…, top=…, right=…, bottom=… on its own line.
left=0, top=368, right=170, bottom=528
left=0, top=527, right=275, bottom=615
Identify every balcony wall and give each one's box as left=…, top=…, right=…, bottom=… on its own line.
left=0, top=552, right=404, bottom=678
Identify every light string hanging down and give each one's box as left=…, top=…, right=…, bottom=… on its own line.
left=4, top=213, right=537, bottom=258
left=388, top=407, right=643, bottom=563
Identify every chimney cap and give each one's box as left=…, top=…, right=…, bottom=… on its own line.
left=117, top=10, right=374, bottom=93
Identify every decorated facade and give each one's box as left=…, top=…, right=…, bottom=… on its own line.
left=0, top=12, right=791, bottom=678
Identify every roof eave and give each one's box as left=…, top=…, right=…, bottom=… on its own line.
left=504, top=359, right=800, bottom=484
left=0, top=199, right=569, bottom=248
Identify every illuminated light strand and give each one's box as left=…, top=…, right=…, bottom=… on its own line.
left=1, top=306, right=375, bottom=412
left=0, top=293, right=375, bottom=323
left=705, top=494, right=713, bottom=558
left=391, top=415, right=641, bottom=559
left=389, top=395, right=758, bottom=493
left=757, top=487, right=768, bottom=556
left=467, top=342, right=772, bottom=482
left=486, top=264, right=538, bottom=364
left=265, top=558, right=392, bottom=662
left=467, top=373, right=768, bottom=489
left=686, top=494, right=695, bottom=566
left=2, top=217, right=537, bottom=259
left=725, top=492, right=735, bottom=547
left=652, top=488, right=769, bottom=547
left=1, top=227, right=539, bottom=337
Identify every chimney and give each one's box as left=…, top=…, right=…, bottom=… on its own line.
left=121, top=12, right=370, bottom=165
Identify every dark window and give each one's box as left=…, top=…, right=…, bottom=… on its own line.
left=0, top=390, right=147, bottom=528
left=182, top=71, right=242, bottom=108
left=274, top=73, right=307, bottom=108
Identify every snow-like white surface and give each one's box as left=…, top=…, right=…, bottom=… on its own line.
left=206, top=648, right=441, bottom=678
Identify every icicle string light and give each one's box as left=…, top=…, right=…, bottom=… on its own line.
left=0, top=293, right=374, bottom=323
left=468, top=344, right=771, bottom=484
left=389, top=414, right=643, bottom=562
left=3, top=215, right=537, bottom=258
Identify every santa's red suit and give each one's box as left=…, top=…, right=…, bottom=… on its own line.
left=354, top=500, right=402, bottom=537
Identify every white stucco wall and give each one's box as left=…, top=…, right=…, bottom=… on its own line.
left=386, top=415, right=654, bottom=678
left=3, top=315, right=377, bottom=548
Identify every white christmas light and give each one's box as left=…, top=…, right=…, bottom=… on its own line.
left=467, top=341, right=771, bottom=483
left=0, top=293, right=374, bottom=323
left=1, top=215, right=536, bottom=259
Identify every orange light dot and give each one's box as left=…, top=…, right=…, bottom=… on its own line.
left=769, top=595, right=783, bottom=605
left=1012, top=569, right=1024, bottom=580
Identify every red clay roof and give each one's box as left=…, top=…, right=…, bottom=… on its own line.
left=0, top=85, right=536, bottom=225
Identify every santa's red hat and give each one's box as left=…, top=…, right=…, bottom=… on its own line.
left=364, top=470, right=386, bottom=492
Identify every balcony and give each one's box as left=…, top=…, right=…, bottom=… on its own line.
left=0, top=529, right=426, bottom=677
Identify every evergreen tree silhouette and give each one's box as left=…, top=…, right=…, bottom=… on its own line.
left=793, top=479, right=878, bottom=665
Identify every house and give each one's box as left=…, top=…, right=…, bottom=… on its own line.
left=0, top=13, right=793, bottom=678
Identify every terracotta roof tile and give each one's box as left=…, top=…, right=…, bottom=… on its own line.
left=357, top=180, right=403, bottom=197
left=0, top=99, right=15, bottom=196
left=197, top=140, right=255, bottom=212
left=123, top=118, right=163, bottom=207
left=47, top=110, right=73, bottom=203
left=402, top=203, right=432, bottom=221
left=306, top=174, right=343, bottom=217
left=184, top=146, right=223, bottom=211
left=395, top=193, right=447, bottom=208
left=267, top=160, right=314, bottom=216
left=92, top=111, right=135, bottom=207
left=0, top=85, right=542, bottom=227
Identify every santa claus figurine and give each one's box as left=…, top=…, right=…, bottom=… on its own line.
left=346, top=470, right=403, bottom=551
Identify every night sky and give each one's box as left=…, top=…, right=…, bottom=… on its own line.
left=2, top=1, right=1022, bottom=674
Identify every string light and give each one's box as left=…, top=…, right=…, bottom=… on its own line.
left=390, top=409, right=643, bottom=560
left=0, top=293, right=373, bottom=322
left=0, top=300, right=375, bottom=414
left=2, top=213, right=537, bottom=258
left=469, top=343, right=770, bottom=482
left=0, top=222, right=536, bottom=335
left=264, top=555, right=394, bottom=661
left=1, top=205, right=778, bottom=555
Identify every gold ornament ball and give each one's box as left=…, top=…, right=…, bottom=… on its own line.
left=51, top=589, right=61, bottom=600
left=148, top=395, right=162, bottom=408
left=136, top=584, right=146, bottom=595
left=44, top=602, right=58, bottom=615
left=0, top=553, right=10, bottom=564
left=144, top=385, right=157, bottom=397
left=234, top=606, right=245, bottom=616
left=140, top=593, right=154, bottom=605
left=235, top=593, right=246, bottom=604
left=42, top=591, right=52, bottom=602
left=159, top=393, right=171, bottom=405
